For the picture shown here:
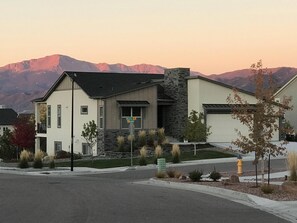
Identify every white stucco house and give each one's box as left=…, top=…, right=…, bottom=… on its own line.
left=34, top=67, right=283, bottom=156
left=274, top=74, right=297, bottom=132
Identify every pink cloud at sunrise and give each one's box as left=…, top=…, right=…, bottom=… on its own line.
left=0, top=0, right=297, bottom=74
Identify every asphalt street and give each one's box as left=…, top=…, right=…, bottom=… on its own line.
left=0, top=158, right=291, bottom=223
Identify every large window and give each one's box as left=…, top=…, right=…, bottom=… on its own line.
left=57, top=105, right=61, bottom=128
left=47, top=105, right=51, bottom=128
left=99, top=106, right=104, bottom=129
left=121, top=107, right=142, bottom=129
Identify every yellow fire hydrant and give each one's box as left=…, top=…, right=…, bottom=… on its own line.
left=237, top=155, right=243, bottom=176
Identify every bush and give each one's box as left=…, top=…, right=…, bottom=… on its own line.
left=55, top=150, right=82, bottom=160
left=33, top=150, right=44, bottom=169
left=189, top=170, right=203, bottom=182
left=137, top=130, right=147, bottom=147
left=147, top=129, right=156, bottom=147
left=261, top=184, right=274, bottom=194
left=19, top=150, right=30, bottom=169
left=157, top=128, right=166, bottom=145
left=139, top=146, right=147, bottom=166
left=154, top=145, right=163, bottom=164
left=48, top=159, right=56, bottom=169
left=117, top=136, right=125, bottom=152
left=155, top=171, right=166, bottom=178
left=167, top=168, right=176, bottom=178
left=171, top=144, right=181, bottom=163
left=209, top=169, right=222, bottom=182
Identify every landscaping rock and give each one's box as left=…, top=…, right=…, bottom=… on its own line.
left=282, top=181, right=297, bottom=193
left=230, top=175, right=240, bottom=183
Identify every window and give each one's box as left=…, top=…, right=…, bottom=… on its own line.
left=47, top=105, right=51, bottom=128
left=81, top=106, right=88, bottom=115
left=54, top=141, right=62, bottom=154
left=99, top=106, right=104, bottom=129
left=121, top=107, right=142, bottom=129
left=82, top=143, right=91, bottom=155
left=57, top=105, right=61, bottom=128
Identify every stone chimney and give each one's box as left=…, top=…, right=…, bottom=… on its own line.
left=163, top=68, right=190, bottom=140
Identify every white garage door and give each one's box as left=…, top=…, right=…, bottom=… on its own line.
left=207, top=114, right=279, bottom=143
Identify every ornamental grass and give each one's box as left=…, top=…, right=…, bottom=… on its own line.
left=287, top=151, right=297, bottom=181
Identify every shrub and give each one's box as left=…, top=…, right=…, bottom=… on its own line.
left=155, top=171, right=166, bottom=178
left=174, top=171, right=183, bottom=179
left=157, top=128, right=166, bottom=145
left=33, top=150, right=45, bottom=169
left=55, top=150, right=70, bottom=159
left=287, top=151, right=297, bottom=181
left=167, top=168, right=176, bottom=178
left=148, top=129, right=156, bottom=147
left=171, top=144, right=181, bottom=163
left=138, top=130, right=147, bottom=147
left=117, top=136, right=125, bottom=152
left=139, top=146, right=147, bottom=166
left=49, top=156, right=55, bottom=169
left=154, top=145, right=163, bottom=164
left=209, top=168, right=222, bottom=182
left=19, top=149, right=30, bottom=169
left=189, top=170, right=203, bottom=182
left=261, top=184, right=274, bottom=194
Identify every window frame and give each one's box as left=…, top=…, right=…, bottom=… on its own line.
left=99, top=106, right=104, bottom=129
left=80, top=105, right=88, bottom=115
left=57, top=104, right=61, bottom=128
left=121, top=107, right=142, bottom=129
left=47, top=105, right=51, bottom=128
left=54, top=141, right=62, bottom=154
left=82, top=143, right=91, bottom=155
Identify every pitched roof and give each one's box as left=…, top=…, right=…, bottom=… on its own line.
left=0, top=108, right=18, bottom=125
left=39, top=71, right=164, bottom=101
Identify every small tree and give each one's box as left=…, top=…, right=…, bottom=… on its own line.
left=184, top=110, right=211, bottom=142
left=11, top=116, right=35, bottom=157
left=0, top=129, right=16, bottom=161
left=81, top=120, right=98, bottom=157
left=227, top=60, right=292, bottom=185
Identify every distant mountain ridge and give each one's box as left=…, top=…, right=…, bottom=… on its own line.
left=0, top=54, right=296, bottom=112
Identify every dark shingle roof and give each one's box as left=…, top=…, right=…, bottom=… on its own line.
left=68, top=71, right=164, bottom=99
left=0, top=108, right=18, bottom=125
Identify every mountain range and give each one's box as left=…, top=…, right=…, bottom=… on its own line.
left=0, top=54, right=296, bottom=113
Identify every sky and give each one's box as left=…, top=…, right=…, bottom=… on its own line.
left=1, top=0, right=297, bottom=74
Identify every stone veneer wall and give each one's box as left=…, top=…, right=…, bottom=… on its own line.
left=163, top=68, right=190, bottom=140
left=97, top=129, right=105, bottom=154
left=103, top=129, right=130, bottom=151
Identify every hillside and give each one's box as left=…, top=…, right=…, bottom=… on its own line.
left=0, top=54, right=296, bottom=112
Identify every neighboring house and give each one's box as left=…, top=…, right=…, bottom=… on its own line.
left=274, top=74, right=297, bottom=132
left=0, top=108, right=18, bottom=136
left=187, top=76, right=280, bottom=142
left=34, top=69, right=186, bottom=156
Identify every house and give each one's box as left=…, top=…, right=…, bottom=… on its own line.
left=34, top=68, right=187, bottom=156
left=274, top=74, right=297, bottom=132
left=0, top=108, right=18, bottom=136
left=34, top=67, right=282, bottom=156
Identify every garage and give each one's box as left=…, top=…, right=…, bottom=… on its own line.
left=204, top=104, right=280, bottom=143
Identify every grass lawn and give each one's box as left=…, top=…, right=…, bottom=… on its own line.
left=54, top=149, right=235, bottom=169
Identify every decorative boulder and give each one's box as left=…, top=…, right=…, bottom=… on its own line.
left=230, top=175, right=240, bottom=183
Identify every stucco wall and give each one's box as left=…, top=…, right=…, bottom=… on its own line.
left=46, top=77, right=98, bottom=156
left=275, top=77, right=297, bottom=132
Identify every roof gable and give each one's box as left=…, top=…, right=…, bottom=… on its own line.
left=0, top=108, right=18, bottom=125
